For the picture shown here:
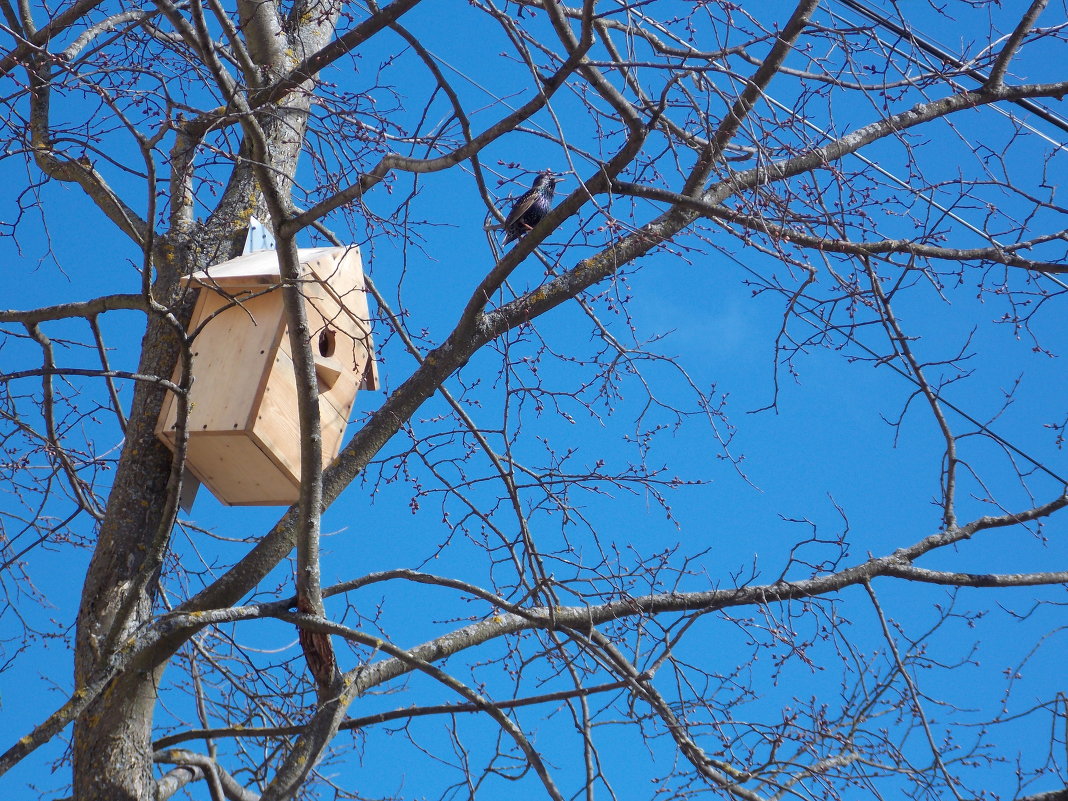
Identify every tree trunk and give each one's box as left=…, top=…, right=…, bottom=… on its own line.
left=72, top=324, right=183, bottom=798
left=72, top=248, right=217, bottom=800
left=70, top=95, right=317, bottom=801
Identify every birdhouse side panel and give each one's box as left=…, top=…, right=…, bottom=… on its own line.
left=250, top=347, right=304, bottom=487
left=157, top=288, right=287, bottom=443
left=250, top=344, right=354, bottom=485
left=297, top=280, right=375, bottom=401
left=304, top=247, right=361, bottom=301
left=303, top=248, right=378, bottom=391
left=317, top=374, right=355, bottom=463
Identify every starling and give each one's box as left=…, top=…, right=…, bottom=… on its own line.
left=502, top=170, right=563, bottom=245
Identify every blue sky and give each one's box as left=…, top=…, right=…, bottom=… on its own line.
left=2, top=0, right=1068, bottom=798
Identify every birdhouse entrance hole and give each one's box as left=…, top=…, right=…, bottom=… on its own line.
left=318, top=328, right=336, bottom=358
left=155, top=246, right=378, bottom=506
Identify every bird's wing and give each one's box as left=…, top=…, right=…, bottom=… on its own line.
left=504, top=189, right=539, bottom=229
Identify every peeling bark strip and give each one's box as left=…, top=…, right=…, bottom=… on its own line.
left=296, top=599, right=337, bottom=690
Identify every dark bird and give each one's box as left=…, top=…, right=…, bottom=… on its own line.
left=502, top=170, right=563, bottom=245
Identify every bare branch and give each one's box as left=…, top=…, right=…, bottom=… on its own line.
left=986, top=0, right=1050, bottom=90
left=0, top=294, right=147, bottom=324
left=154, top=749, right=260, bottom=801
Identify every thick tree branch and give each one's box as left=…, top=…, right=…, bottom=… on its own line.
left=611, top=181, right=1068, bottom=273
left=0, top=0, right=104, bottom=75
left=0, top=294, right=147, bottom=323
left=152, top=679, right=630, bottom=749
left=9, top=481, right=1065, bottom=778
left=26, top=58, right=151, bottom=245
left=985, top=0, right=1049, bottom=90
left=155, top=749, right=260, bottom=801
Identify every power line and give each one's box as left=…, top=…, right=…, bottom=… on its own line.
left=708, top=231, right=1068, bottom=487
left=833, top=0, right=1068, bottom=137
left=788, top=1, right=1068, bottom=290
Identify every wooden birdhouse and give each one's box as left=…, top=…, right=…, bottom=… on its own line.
left=156, top=246, right=378, bottom=506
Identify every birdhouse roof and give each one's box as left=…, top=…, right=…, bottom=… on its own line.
left=183, top=246, right=352, bottom=289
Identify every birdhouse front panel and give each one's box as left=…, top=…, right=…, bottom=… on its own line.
left=163, top=288, right=288, bottom=434
left=155, top=246, right=377, bottom=506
